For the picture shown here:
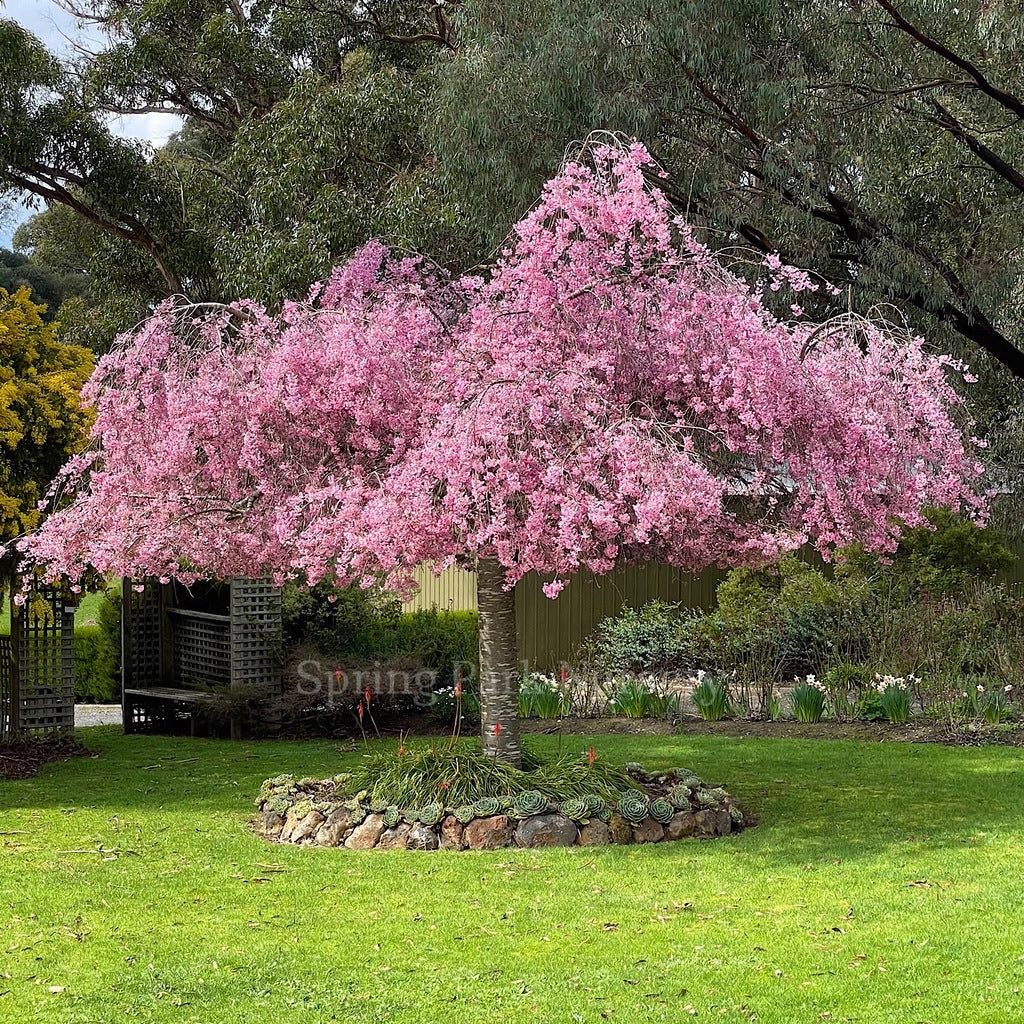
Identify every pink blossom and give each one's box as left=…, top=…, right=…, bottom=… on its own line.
left=19, top=142, right=984, bottom=598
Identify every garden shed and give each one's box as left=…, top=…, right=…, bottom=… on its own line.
left=121, top=577, right=283, bottom=736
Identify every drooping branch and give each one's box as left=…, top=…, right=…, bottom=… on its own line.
left=871, top=0, right=1024, bottom=120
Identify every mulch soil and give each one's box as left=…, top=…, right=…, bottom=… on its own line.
left=0, top=734, right=92, bottom=780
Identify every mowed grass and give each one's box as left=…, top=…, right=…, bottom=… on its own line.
left=0, top=586, right=114, bottom=634
left=2, top=730, right=1024, bottom=1023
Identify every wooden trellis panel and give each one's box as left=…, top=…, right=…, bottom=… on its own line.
left=230, top=578, right=282, bottom=692
left=123, top=577, right=282, bottom=736
left=1, top=583, right=75, bottom=736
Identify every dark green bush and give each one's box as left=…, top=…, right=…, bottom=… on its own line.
left=282, top=582, right=478, bottom=688
left=73, top=594, right=121, bottom=702
left=593, top=601, right=700, bottom=673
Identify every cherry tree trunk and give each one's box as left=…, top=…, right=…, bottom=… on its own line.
left=476, top=557, right=521, bottom=766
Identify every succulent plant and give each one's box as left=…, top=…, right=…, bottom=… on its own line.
left=729, top=805, right=744, bottom=823
left=354, top=789, right=370, bottom=803
left=618, top=791, right=650, bottom=824
left=512, top=790, right=548, bottom=818
left=474, top=796, right=502, bottom=818
left=404, top=808, right=420, bottom=823
left=696, top=788, right=718, bottom=808
left=499, top=796, right=513, bottom=811
left=419, top=802, right=444, bottom=827
left=369, top=797, right=388, bottom=814
left=454, top=804, right=477, bottom=824
left=708, top=787, right=729, bottom=803
left=382, top=807, right=402, bottom=829
left=648, top=799, right=675, bottom=825
left=331, top=772, right=352, bottom=789
left=624, top=762, right=645, bottom=777
left=583, top=795, right=608, bottom=819
left=669, top=784, right=694, bottom=809
left=560, top=797, right=591, bottom=822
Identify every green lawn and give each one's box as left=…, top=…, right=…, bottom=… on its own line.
left=0, top=586, right=113, bottom=634
left=2, top=730, right=1023, bottom=1023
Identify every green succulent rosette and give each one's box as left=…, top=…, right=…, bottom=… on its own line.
left=474, top=796, right=502, bottom=818
left=382, top=807, right=402, bottom=829
left=649, top=799, right=675, bottom=825
left=560, top=797, right=591, bottom=822
left=669, top=783, right=694, bottom=809
left=512, top=790, right=548, bottom=818
left=419, top=802, right=444, bottom=827
left=618, top=791, right=650, bottom=824
left=454, top=804, right=477, bottom=824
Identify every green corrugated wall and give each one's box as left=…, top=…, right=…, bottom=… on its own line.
left=404, top=563, right=725, bottom=670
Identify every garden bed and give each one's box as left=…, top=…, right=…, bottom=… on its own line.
left=254, top=761, right=746, bottom=850
left=0, top=733, right=90, bottom=780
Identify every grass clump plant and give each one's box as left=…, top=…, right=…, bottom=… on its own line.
left=348, top=741, right=637, bottom=808
left=790, top=675, right=827, bottom=722
left=690, top=671, right=731, bottom=720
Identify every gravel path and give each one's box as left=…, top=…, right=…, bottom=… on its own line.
left=75, top=704, right=123, bottom=728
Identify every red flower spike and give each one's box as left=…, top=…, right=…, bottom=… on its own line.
left=560, top=666, right=569, bottom=683
left=493, top=722, right=502, bottom=737
left=454, top=679, right=462, bottom=698
left=357, top=701, right=364, bottom=719
left=587, top=746, right=596, bottom=766
left=364, top=686, right=372, bottom=706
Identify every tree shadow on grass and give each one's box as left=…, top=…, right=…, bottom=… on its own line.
left=2, top=727, right=1022, bottom=869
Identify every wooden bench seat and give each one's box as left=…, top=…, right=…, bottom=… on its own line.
left=123, top=687, right=223, bottom=736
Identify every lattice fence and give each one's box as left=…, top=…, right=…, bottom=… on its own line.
left=1, top=582, right=75, bottom=737
left=124, top=577, right=282, bottom=735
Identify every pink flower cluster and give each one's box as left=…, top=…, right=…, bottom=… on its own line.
left=20, top=143, right=985, bottom=596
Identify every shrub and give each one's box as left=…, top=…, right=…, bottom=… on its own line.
left=593, top=601, right=698, bottom=673
left=790, top=676, right=827, bottom=723
left=283, top=581, right=478, bottom=689
left=690, top=673, right=731, bottom=721
left=73, top=594, right=121, bottom=702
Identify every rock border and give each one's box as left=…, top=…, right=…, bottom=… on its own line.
left=253, top=764, right=747, bottom=850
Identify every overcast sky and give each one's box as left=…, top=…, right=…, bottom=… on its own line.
left=1, top=0, right=181, bottom=247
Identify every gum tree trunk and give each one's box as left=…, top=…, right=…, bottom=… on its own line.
left=476, top=557, right=521, bottom=766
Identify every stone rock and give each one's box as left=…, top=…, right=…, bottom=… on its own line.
left=377, top=823, right=412, bottom=850
left=345, top=813, right=385, bottom=850
left=407, top=824, right=440, bottom=851
left=258, top=809, right=284, bottom=839
left=314, top=806, right=355, bottom=847
left=715, top=808, right=733, bottom=836
left=608, top=814, right=635, bottom=845
left=632, top=817, right=665, bottom=844
left=515, top=813, right=578, bottom=848
left=290, top=809, right=325, bottom=844
left=694, top=808, right=718, bottom=837
left=665, top=811, right=697, bottom=841
left=279, top=806, right=301, bottom=842
left=440, top=815, right=466, bottom=851
left=464, top=814, right=514, bottom=851
left=577, top=820, right=612, bottom=846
